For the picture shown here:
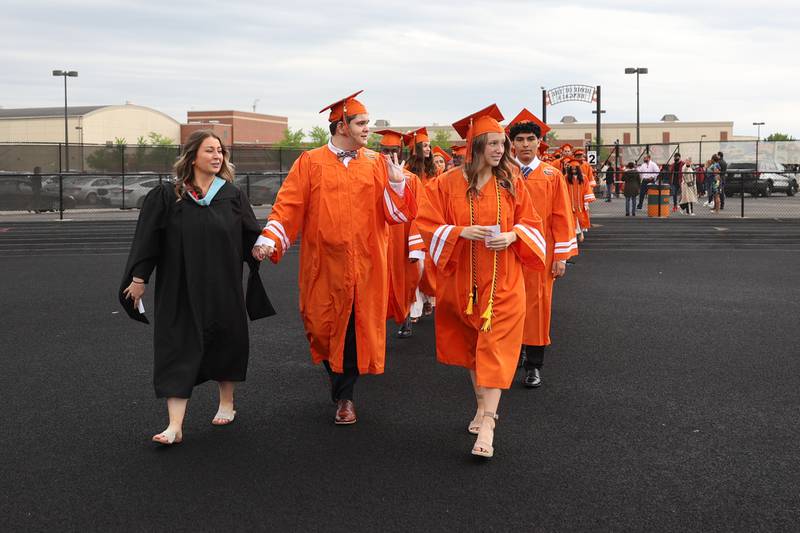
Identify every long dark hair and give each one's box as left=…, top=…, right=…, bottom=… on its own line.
left=565, top=164, right=584, bottom=184
left=464, top=133, right=516, bottom=198
left=407, top=142, right=436, bottom=178
left=173, top=130, right=234, bottom=199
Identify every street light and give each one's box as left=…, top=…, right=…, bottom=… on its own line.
left=52, top=69, right=78, bottom=172
left=753, top=121, right=765, bottom=176
left=624, top=67, right=648, bottom=144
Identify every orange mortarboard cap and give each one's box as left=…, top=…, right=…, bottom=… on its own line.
left=538, top=141, right=550, bottom=154
left=560, top=143, right=574, bottom=152
left=505, top=108, right=551, bottom=138
left=374, top=129, right=404, bottom=148
left=432, top=145, right=452, bottom=162
left=573, top=148, right=585, bottom=156
left=402, top=127, right=430, bottom=154
left=451, top=104, right=505, bottom=163
left=319, top=90, right=368, bottom=123
left=451, top=144, right=466, bottom=156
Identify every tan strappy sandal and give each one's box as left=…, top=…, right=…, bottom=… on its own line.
left=471, top=412, right=498, bottom=458
left=468, top=394, right=484, bottom=435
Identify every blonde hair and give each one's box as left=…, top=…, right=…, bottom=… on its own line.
left=173, top=130, right=235, bottom=199
left=463, top=133, right=516, bottom=198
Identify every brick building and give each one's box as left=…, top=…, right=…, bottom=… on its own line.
left=181, top=110, right=287, bottom=145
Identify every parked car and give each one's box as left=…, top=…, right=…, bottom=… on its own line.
left=725, top=162, right=798, bottom=197
left=107, top=179, right=165, bottom=208
left=0, top=177, right=77, bottom=211
left=46, top=176, right=116, bottom=205
left=236, top=175, right=282, bottom=205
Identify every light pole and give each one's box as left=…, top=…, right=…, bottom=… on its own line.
left=753, top=121, right=765, bottom=174
left=624, top=67, right=648, bottom=144
left=52, top=69, right=78, bottom=172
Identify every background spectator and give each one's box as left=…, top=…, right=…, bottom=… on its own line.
left=622, top=162, right=641, bottom=216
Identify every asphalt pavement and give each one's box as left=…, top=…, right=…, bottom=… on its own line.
left=1, top=217, right=799, bottom=532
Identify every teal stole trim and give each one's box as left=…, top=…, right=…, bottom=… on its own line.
left=189, top=177, right=225, bottom=206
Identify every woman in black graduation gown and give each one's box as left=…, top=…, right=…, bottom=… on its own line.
left=120, top=130, right=274, bottom=445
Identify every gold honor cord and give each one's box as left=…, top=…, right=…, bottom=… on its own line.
left=465, top=177, right=502, bottom=332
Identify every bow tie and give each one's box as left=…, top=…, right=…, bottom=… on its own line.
left=521, top=165, right=533, bottom=177
left=337, top=150, right=358, bottom=161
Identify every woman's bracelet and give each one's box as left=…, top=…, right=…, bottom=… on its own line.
left=131, top=280, right=145, bottom=285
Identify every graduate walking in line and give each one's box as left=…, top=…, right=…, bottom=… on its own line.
left=120, top=130, right=274, bottom=445
left=563, top=158, right=594, bottom=242
left=507, top=109, right=577, bottom=388
left=377, top=129, right=426, bottom=338
left=404, top=127, right=438, bottom=319
left=415, top=105, right=546, bottom=458
left=251, top=91, right=416, bottom=425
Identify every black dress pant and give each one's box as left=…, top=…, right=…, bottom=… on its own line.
left=323, top=309, right=359, bottom=401
left=523, top=345, right=545, bottom=371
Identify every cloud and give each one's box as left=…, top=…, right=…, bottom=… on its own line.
left=1, top=0, right=798, bottom=137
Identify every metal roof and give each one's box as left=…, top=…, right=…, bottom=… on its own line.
left=0, top=106, right=110, bottom=119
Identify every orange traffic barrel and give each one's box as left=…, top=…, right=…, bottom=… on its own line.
left=647, top=184, right=671, bottom=217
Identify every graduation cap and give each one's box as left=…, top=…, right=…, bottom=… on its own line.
left=403, top=127, right=430, bottom=154
left=538, top=141, right=550, bottom=154
left=451, top=104, right=505, bottom=163
left=451, top=145, right=466, bottom=157
left=432, top=145, right=452, bottom=162
left=319, top=90, right=367, bottom=122
left=374, top=129, right=404, bottom=148
left=560, top=143, right=574, bottom=153
left=505, top=108, right=551, bottom=138
left=573, top=148, right=586, bottom=156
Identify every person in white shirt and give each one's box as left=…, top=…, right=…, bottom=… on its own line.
left=636, top=154, right=661, bottom=210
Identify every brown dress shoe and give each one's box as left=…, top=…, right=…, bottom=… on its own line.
left=334, top=400, right=357, bottom=425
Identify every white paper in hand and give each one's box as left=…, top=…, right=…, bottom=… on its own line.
left=484, top=224, right=501, bottom=245
left=137, top=299, right=145, bottom=314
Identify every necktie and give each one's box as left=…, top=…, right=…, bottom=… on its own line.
left=521, top=165, right=532, bottom=177
left=337, top=150, right=358, bottom=161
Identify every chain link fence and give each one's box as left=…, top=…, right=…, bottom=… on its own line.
left=588, top=140, right=800, bottom=218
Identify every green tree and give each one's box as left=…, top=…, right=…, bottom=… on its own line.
left=766, top=132, right=795, bottom=141
left=86, top=137, right=127, bottom=172
left=367, top=133, right=382, bottom=151
left=431, top=129, right=452, bottom=149
left=276, top=127, right=306, bottom=148
left=308, top=126, right=330, bottom=147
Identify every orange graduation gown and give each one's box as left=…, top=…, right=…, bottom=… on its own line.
left=566, top=175, right=595, bottom=231
left=519, top=160, right=577, bottom=347
left=415, top=168, right=546, bottom=389
left=417, top=169, right=440, bottom=296
left=260, top=146, right=417, bottom=374
left=387, top=171, right=425, bottom=324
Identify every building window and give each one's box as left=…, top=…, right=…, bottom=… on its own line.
left=662, top=132, right=670, bottom=143
left=720, top=131, right=728, bottom=141
left=623, top=132, right=631, bottom=144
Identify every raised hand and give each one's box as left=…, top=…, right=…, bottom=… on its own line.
left=385, top=152, right=406, bottom=183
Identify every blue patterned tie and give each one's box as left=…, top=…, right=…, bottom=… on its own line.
left=521, top=165, right=532, bottom=177
left=337, top=150, right=358, bottom=161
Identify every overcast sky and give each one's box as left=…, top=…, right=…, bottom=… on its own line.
left=2, top=0, right=799, bottom=138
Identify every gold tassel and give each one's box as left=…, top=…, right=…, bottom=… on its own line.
left=465, top=291, right=474, bottom=315
left=480, top=301, right=493, bottom=332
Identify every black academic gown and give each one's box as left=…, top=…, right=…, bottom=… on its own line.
left=119, top=182, right=274, bottom=398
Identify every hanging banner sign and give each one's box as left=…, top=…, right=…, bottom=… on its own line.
left=546, top=85, right=597, bottom=106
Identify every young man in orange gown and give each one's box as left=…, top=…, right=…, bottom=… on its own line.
left=251, top=91, right=416, bottom=425
left=415, top=104, right=546, bottom=458
left=377, top=129, right=426, bottom=338
left=507, top=109, right=577, bottom=389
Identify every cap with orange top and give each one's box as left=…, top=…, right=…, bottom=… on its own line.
left=451, top=104, right=505, bottom=164
left=319, top=90, right=368, bottom=123
left=374, top=129, right=404, bottom=148
left=403, top=127, right=430, bottom=154
left=451, top=145, right=466, bottom=157
left=505, top=108, right=551, bottom=138
left=432, top=145, right=452, bottom=162
left=560, top=143, right=574, bottom=153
